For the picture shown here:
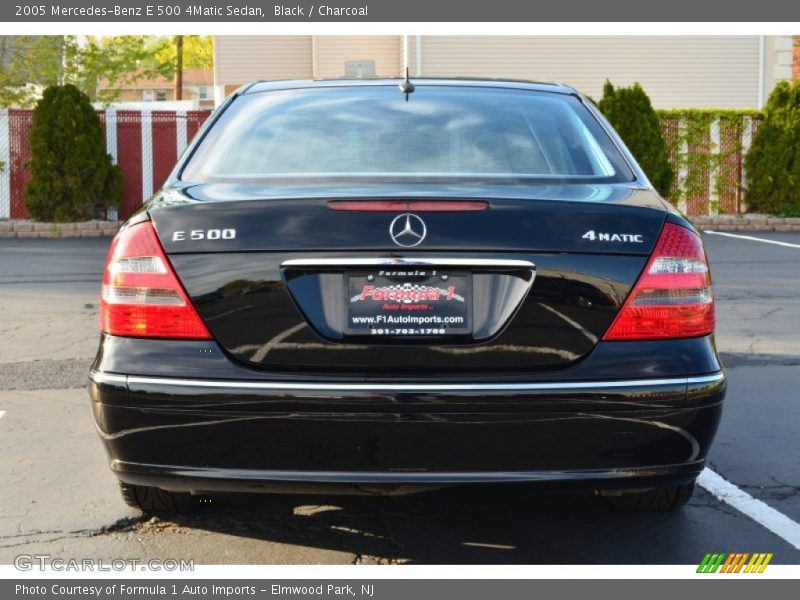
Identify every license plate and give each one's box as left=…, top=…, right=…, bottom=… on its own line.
left=345, top=270, right=471, bottom=337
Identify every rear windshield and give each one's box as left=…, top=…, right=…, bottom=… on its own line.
left=180, top=86, right=634, bottom=184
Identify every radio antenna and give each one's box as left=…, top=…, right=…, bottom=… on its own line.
left=399, top=67, right=415, bottom=100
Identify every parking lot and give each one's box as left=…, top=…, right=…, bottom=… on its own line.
left=0, top=230, right=798, bottom=565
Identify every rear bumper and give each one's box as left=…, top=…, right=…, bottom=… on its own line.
left=89, top=369, right=725, bottom=494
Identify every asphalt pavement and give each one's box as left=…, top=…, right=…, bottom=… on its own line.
left=0, top=231, right=798, bottom=565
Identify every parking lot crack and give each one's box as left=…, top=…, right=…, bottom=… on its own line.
left=738, top=476, right=800, bottom=501
left=0, top=515, right=149, bottom=549
left=340, top=503, right=407, bottom=565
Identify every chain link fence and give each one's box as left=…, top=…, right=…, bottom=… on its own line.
left=660, top=111, right=763, bottom=215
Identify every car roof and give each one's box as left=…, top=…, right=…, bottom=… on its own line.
left=242, top=78, right=578, bottom=96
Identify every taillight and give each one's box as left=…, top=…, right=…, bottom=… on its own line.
left=100, top=222, right=211, bottom=339
left=603, top=223, right=714, bottom=340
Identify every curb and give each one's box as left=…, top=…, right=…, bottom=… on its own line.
left=0, top=221, right=121, bottom=238
left=690, top=216, right=800, bottom=232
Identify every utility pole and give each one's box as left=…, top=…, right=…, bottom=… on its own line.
left=174, top=35, right=183, bottom=101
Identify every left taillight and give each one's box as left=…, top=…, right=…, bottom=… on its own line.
left=100, top=221, right=211, bottom=339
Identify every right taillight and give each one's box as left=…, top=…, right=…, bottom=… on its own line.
left=100, top=221, right=211, bottom=340
left=603, top=222, right=714, bottom=340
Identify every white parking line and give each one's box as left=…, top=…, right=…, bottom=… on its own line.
left=0, top=411, right=4, bottom=419
left=704, top=230, right=800, bottom=249
left=698, top=468, right=800, bottom=550
left=701, top=230, right=800, bottom=548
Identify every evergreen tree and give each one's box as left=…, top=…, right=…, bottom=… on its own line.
left=745, top=80, right=800, bottom=215
left=598, top=81, right=674, bottom=197
left=24, top=84, right=122, bottom=221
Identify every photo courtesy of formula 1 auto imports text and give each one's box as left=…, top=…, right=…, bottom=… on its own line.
left=0, top=0, right=799, bottom=597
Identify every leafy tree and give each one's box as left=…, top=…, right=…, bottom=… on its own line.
left=0, top=35, right=213, bottom=107
left=149, top=35, right=213, bottom=78
left=744, top=80, right=800, bottom=216
left=24, top=84, right=122, bottom=221
left=80, top=36, right=166, bottom=103
left=598, top=80, right=674, bottom=197
left=0, top=36, right=62, bottom=107
left=0, top=36, right=158, bottom=107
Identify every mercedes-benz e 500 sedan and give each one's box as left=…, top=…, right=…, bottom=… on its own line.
left=89, top=79, right=725, bottom=512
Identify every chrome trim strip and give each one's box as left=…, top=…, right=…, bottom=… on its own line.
left=89, top=372, right=127, bottom=386
left=281, top=257, right=535, bottom=269
left=91, top=371, right=725, bottom=393
left=112, top=460, right=704, bottom=484
left=684, top=373, right=727, bottom=385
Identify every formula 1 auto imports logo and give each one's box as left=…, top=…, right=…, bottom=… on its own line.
left=351, top=284, right=465, bottom=304
left=696, top=552, right=773, bottom=573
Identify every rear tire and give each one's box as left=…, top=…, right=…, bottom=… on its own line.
left=118, top=481, right=200, bottom=513
left=604, top=481, right=696, bottom=511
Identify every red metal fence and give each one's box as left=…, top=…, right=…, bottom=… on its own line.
left=0, top=109, right=764, bottom=220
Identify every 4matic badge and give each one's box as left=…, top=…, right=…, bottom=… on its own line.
left=582, top=230, right=644, bottom=243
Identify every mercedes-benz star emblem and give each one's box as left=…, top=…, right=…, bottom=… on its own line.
left=389, top=213, right=427, bottom=247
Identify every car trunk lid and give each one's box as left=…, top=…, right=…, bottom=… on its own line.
left=151, top=184, right=666, bottom=374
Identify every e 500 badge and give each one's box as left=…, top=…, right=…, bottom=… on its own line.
left=172, top=229, right=237, bottom=242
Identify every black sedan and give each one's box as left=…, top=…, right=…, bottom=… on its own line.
left=89, top=79, right=725, bottom=513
